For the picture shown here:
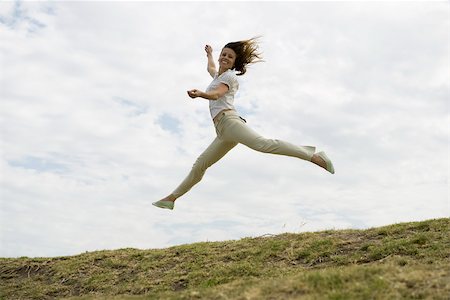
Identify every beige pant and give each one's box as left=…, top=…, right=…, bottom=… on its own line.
left=172, top=110, right=316, bottom=198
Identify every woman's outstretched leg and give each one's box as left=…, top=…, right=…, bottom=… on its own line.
left=171, top=137, right=237, bottom=199
left=219, top=116, right=334, bottom=173
left=153, top=137, right=237, bottom=209
left=220, top=117, right=315, bottom=160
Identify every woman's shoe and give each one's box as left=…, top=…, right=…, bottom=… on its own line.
left=152, top=200, right=175, bottom=210
left=316, top=151, right=335, bottom=174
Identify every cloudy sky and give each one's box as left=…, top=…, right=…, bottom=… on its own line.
left=0, top=1, right=448, bottom=258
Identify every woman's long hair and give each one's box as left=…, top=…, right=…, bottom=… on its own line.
left=224, top=36, right=263, bottom=76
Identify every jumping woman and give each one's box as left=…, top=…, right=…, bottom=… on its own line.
left=153, top=37, right=335, bottom=210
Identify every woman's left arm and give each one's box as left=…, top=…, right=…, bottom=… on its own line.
left=187, top=83, right=229, bottom=100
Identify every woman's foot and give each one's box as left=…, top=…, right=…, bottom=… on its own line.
left=152, top=194, right=176, bottom=210
left=311, top=152, right=335, bottom=174
left=311, top=154, right=326, bottom=168
left=162, top=194, right=176, bottom=202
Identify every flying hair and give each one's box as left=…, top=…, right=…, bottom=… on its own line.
left=224, top=36, right=264, bottom=76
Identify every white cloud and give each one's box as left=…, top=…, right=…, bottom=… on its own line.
left=0, top=1, right=448, bottom=257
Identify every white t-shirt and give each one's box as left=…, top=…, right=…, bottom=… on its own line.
left=206, top=69, right=239, bottom=119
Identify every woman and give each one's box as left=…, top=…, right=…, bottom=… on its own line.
left=153, top=37, right=334, bottom=210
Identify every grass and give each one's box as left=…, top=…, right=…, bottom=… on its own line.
left=1, top=218, right=449, bottom=299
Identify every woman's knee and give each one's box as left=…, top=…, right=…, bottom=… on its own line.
left=192, top=156, right=211, bottom=174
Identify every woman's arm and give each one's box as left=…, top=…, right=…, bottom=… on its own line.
left=205, top=45, right=216, bottom=78
left=187, top=83, right=229, bottom=101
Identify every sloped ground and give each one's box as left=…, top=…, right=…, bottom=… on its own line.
left=1, top=218, right=449, bottom=299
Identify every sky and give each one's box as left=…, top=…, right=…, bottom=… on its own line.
left=0, top=1, right=449, bottom=258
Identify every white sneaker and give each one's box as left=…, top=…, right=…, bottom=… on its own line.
left=316, top=151, right=335, bottom=174
left=152, top=200, right=174, bottom=210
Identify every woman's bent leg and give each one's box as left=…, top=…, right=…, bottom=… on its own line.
left=221, top=118, right=315, bottom=161
left=171, top=137, right=237, bottom=199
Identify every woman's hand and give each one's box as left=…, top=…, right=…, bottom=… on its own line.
left=187, top=89, right=202, bottom=99
left=205, top=45, right=213, bottom=56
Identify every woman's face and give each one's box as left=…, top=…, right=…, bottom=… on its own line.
left=219, top=47, right=236, bottom=70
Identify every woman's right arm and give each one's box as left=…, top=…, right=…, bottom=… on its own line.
left=187, top=83, right=229, bottom=101
left=205, top=45, right=216, bottom=78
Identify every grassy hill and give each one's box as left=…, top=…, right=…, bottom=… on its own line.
left=1, top=218, right=449, bottom=299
